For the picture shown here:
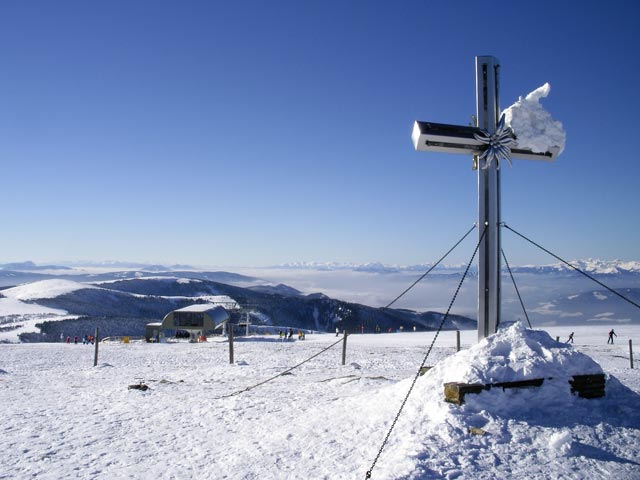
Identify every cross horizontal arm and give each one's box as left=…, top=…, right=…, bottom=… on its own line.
left=412, top=120, right=559, bottom=161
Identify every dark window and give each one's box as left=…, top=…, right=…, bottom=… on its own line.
left=174, top=311, right=204, bottom=327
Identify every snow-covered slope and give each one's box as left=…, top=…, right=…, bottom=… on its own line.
left=0, top=325, right=637, bottom=479
left=1, top=279, right=98, bottom=300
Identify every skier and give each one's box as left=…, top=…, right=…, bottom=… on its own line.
left=567, top=332, right=574, bottom=343
left=335, top=327, right=340, bottom=337
left=607, top=329, right=617, bottom=344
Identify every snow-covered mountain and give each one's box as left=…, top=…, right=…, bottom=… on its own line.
left=2, top=259, right=640, bottom=343
left=0, top=265, right=260, bottom=288
left=275, top=259, right=640, bottom=276
left=511, top=259, right=640, bottom=276
left=0, top=261, right=72, bottom=271
left=3, top=258, right=639, bottom=279
left=0, top=276, right=475, bottom=343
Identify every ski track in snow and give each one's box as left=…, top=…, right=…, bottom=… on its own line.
left=1, top=327, right=639, bottom=479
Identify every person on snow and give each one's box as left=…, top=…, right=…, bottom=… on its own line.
left=607, top=329, right=617, bottom=344
left=567, top=332, right=574, bottom=343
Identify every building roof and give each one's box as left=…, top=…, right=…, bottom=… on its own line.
left=173, top=296, right=239, bottom=313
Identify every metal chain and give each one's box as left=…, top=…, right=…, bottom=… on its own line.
left=214, top=335, right=345, bottom=400
left=216, top=223, right=479, bottom=403
left=365, top=225, right=487, bottom=479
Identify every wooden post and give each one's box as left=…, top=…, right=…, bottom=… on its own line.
left=456, top=330, right=461, bottom=352
left=556, top=336, right=560, bottom=343
left=630, top=339, right=634, bottom=369
left=228, top=323, right=234, bottom=365
left=341, top=330, right=347, bottom=366
left=93, top=327, right=99, bottom=367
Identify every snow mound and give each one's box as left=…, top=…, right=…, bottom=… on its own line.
left=429, top=321, right=602, bottom=385
left=548, top=430, right=573, bottom=456
left=503, top=83, right=566, bottom=155
left=1, top=279, right=98, bottom=301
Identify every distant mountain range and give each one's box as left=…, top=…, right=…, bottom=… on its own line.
left=274, top=259, right=640, bottom=276
left=1, top=259, right=640, bottom=343
left=3, top=258, right=640, bottom=277
left=0, top=267, right=259, bottom=289
left=0, top=275, right=475, bottom=343
left=0, top=261, right=73, bottom=271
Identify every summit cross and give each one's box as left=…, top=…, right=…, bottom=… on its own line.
left=411, top=56, right=559, bottom=341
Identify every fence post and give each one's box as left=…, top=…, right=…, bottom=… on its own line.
left=229, top=323, right=234, bottom=365
left=341, top=330, right=347, bottom=366
left=630, top=339, right=634, bottom=369
left=93, top=327, right=100, bottom=367
left=456, top=330, right=461, bottom=352
left=556, top=336, right=560, bottom=343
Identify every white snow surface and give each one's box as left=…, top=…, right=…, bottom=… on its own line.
left=1, top=324, right=638, bottom=479
left=503, top=83, right=566, bottom=155
left=0, top=297, right=67, bottom=316
left=1, top=279, right=97, bottom=300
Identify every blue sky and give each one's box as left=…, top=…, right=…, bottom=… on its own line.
left=1, top=1, right=639, bottom=267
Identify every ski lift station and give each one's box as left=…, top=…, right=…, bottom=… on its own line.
left=145, top=295, right=240, bottom=342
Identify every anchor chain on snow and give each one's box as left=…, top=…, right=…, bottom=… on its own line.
left=214, top=336, right=344, bottom=400
left=365, top=225, right=487, bottom=479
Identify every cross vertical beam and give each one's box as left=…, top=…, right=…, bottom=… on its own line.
left=476, top=56, right=501, bottom=341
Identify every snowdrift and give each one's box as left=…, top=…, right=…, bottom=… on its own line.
left=430, top=320, right=603, bottom=385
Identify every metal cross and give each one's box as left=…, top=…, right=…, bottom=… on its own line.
left=412, top=56, right=559, bottom=341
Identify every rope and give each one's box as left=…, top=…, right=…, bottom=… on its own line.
left=383, top=223, right=477, bottom=309
left=214, top=336, right=345, bottom=400
left=501, top=248, right=532, bottom=328
left=365, top=225, right=486, bottom=479
left=503, top=223, right=640, bottom=311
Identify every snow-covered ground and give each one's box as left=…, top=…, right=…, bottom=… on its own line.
left=1, top=324, right=638, bottom=479
left=0, top=296, right=76, bottom=343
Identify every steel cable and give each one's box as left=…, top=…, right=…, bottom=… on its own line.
left=383, top=223, right=477, bottom=310
left=503, top=223, right=640, bottom=311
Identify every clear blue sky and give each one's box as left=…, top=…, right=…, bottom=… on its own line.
left=1, top=1, right=639, bottom=267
